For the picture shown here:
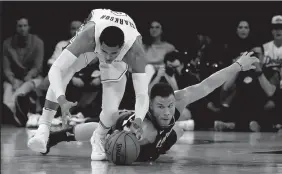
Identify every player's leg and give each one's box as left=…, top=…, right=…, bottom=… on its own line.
left=27, top=87, right=60, bottom=153
left=91, top=74, right=127, bottom=161
left=42, top=122, right=98, bottom=155
left=28, top=69, right=75, bottom=153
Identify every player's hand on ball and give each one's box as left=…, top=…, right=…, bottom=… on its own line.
left=236, top=52, right=259, bottom=71
left=130, top=118, right=143, bottom=140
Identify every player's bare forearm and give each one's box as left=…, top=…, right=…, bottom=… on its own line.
left=175, top=63, right=241, bottom=107
left=222, top=71, right=240, bottom=92
left=125, top=35, right=150, bottom=121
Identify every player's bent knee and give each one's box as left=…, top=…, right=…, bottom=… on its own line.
left=100, top=109, right=119, bottom=127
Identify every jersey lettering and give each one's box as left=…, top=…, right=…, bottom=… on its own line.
left=100, top=15, right=136, bottom=29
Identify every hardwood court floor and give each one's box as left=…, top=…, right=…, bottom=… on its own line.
left=1, top=125, right=282, bottom=174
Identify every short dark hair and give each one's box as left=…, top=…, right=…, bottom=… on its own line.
left=99, top=26, right=124, bottom=47
left=164, top=51, right=184, bottom=64
left=150, top=83, right=175, bottom=100
left=251, top=44, right=264, bottom=54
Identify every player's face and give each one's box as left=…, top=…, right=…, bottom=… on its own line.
left=100, top=42, right=121, bottom=62
left=151, top=94, right=176, bottom=127
left=70, top=21, right=82, bottom=37
left=236, top=21, right=250, bottom=39
left=16, top=18, right=29, bottom=37
left=150, top=21, right=162, bottom=38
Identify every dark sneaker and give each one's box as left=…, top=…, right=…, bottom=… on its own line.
left=41, top=127, right=75, bottom=155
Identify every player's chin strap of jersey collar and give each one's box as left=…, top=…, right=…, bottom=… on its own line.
left=147, top=110, right=176, bottom=131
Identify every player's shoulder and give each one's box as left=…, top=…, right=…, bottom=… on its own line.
left=92, top=8, right=130, bottom=17
left=142, top=118, right=156, bottom=131
left=127, top=35, right=144, bottom=55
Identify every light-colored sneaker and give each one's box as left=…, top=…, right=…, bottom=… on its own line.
left=27, top=131, right=49, bottom=153
left=90, top=130, right=106, bottom=161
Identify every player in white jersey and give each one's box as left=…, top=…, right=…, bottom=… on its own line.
left=27, top=9, right=149, bottom=161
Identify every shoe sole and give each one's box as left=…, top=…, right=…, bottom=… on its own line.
left=27, top=137, right=47, bottom=153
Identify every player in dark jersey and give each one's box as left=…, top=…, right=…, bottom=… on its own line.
left=40, top=52, right=258, bottom=161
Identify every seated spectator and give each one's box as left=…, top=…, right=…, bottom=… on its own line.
left=144, top=20, right=175, bottom=81
left=263, top=15, right=282, bottom=88
left=220, top=44, right=281, bottom=132
left=3, top=17, right=44, bottom=127
left=224, top=20, right=257, bottom=65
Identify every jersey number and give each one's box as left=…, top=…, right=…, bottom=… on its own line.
left=110, top=10, right=128, bottom=17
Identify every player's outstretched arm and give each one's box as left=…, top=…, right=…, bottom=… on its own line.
left=124, top=36, right=150, bottom=123
left=174, top=52, right=259, bottom=113
left=48, top=21, right=96, bottom=105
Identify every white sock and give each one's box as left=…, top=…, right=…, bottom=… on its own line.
left=95, top=121, right=111, bottom=138
left=37, top=108, right=57, bottom=135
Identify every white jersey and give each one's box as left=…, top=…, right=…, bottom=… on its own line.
left=89, top=9, right=141, bottom=83
left=263, top=41, right=282, bottom=67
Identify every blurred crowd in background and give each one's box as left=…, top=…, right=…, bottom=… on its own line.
left=1, top=2, right=282, bottom=133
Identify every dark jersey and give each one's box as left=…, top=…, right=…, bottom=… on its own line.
left=109, top=109, right=181, bottom=162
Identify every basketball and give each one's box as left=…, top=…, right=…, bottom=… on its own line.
left=105, top=130, right=140, bottom=165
